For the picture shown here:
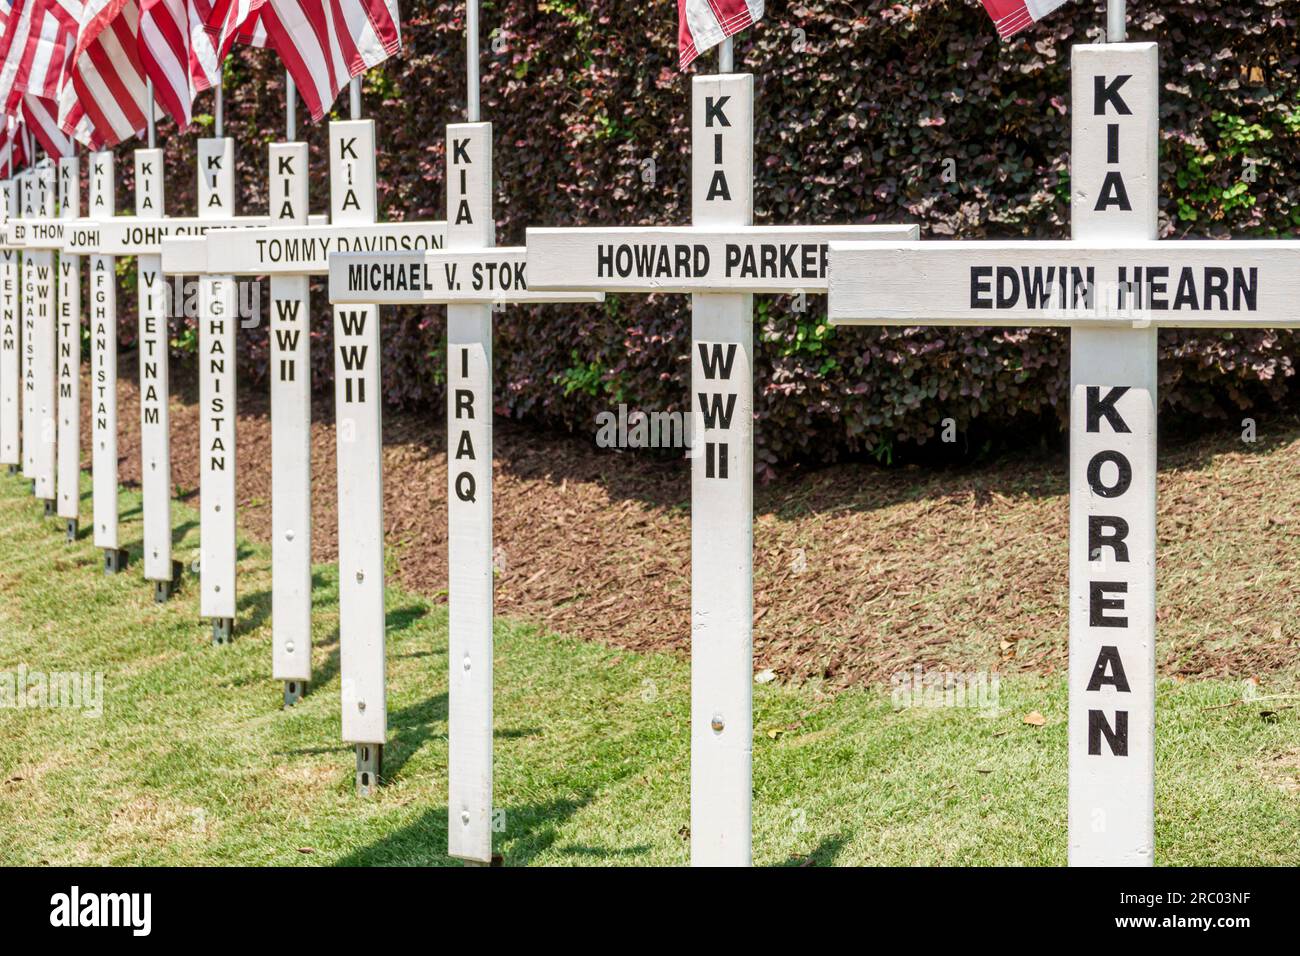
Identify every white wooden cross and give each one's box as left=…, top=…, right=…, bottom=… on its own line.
left=827, top=41, right=1300, bottom=866
left=328, top=121, right=604, bottom=865
left=13, top=162, right=57, bottom=510
left=61, top=152, right=128, bottom=571
left=525, top=71, right=916, bottom=865
left=0, top=172, right=22, bottom=474
left=193, top=118, right=446, bottom=792
left=55, top=156, right=82, bottom=539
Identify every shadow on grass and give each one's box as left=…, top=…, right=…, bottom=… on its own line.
left=237, top=588, right=271, bottom=634
left=336, top=793, right=598, bottom=866
left=777, top=832, right=851, bottom=867
left=381, top=692, right=448, bottom=781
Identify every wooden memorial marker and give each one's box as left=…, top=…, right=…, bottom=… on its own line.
left=328, top=123, right=603, bottom=864
left=68, top=152, right=130, bottom=572
left=137, top=146, right=179, bottom=600
left=14, top=169, right=36, bottom=484
left=526, top=72, right=917, bottom=865
left=0, top=174, right=20, bottom=475
left=17, top=162, right=57, bottom=513
left=197, top=119, right=447, bottom=792
left=828, top=41, right=1300, bottom=866
left=196, top=136, right=238, bottom=642
left=55, top=157, right=81, bottom=540
left=268, top=140, right=312, bottom=704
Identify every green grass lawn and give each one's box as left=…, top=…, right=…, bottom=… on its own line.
left=0, top=469, right=1295, bottom=866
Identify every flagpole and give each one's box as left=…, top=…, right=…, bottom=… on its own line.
left=1108, top=0, right=1126, bottom=42
left=285, top=74, right=297, bottom=140
left=349, top=77, right=361, bottom=120
left=719, top=37, right=734, bottom=73
left=215, top=79, right=224, bottom=137
left=466, top=0, right=480, bottom=122
left=146, top=80, right=157, bottom=149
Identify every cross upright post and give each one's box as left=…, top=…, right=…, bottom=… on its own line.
left=55, top=155, right=81, bottom=542
left=525, top=53, right=917, bottom=865
left=70, top=152, right=131, bottom=573
left=135, top=139, right=181, bottom=601
left=828, top=38, right=1300, bottom=866
left=267, top=121, right=313, bottom=706
left=0, top=167, right=24, bottom=476
left=15, top=160, right=57, bottom=514
left=195, top=127, right=240, bottom=643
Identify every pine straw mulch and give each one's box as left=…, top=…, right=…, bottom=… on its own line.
left=91, top=356, right=1300, bottom=691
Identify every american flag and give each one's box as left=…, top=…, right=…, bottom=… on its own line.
left=678, top=0, right=761, bottom=70
left=22, top=91, right=72, bottom=155
left=0, top=0, right=82, bottom=113
left=59, top=0, right=153, bottom=147
left=258, top=0, right=400, bottom=121
left=979, top=0, right=1071, bottom=40
left=138, top=0, right=265, bottom=127
left=0, top=115, right=29, bottom=174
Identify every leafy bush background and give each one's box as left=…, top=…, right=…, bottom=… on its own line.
left=111, top=0, right=1300, bottom=473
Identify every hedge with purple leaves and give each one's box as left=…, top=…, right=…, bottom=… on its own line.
left=115, top=0, right=1300, bottom=473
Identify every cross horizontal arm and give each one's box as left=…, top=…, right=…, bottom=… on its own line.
left=160, top=213, right=332, bottom=274
left=526, top=224, right=918, bottom=293
left=69, top=216, right=274, bottom=255
left=160, top=236, right=209, bottom=274
left=328, top=248, right=605, bottom=305
left=7, top=218, right=70, bottom=248
left=828, top=239, right=1300, bottom=329
left=213, top=220, right=448, bottom=275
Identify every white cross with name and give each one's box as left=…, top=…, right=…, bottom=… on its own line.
left=327, top=121, right=603, bottom=865
left=827, top=41, right=1300, bottom=866
left=524, top=71, right=916, bottom=866
left=0, top=172, right=25, bottom=472
left=190, top=120, right=446, bottom=789
left=12, top=162, right=56, bottom=503
left=54, top=156, right=82, bottom=536
left=61, top=151, right=127, bottom=570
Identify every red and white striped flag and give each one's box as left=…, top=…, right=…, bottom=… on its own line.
left=258, top=0, right=399, bottom=121
left=59, top=0, right=155, bottom=147
left=0, top=0, right=82, bottom=113
left=137, top=0, right=221, bottom=126
left=0, top=116, right=30, bottom=174
left=138, top=0, right=265, bottom=127
left=207, top=0, right=268, bottom=56
left=22, top=92, right=72, bottom=154
left=677, top=0, right=762, bottom=70
left=979, top=0, right=1071, bottom=40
